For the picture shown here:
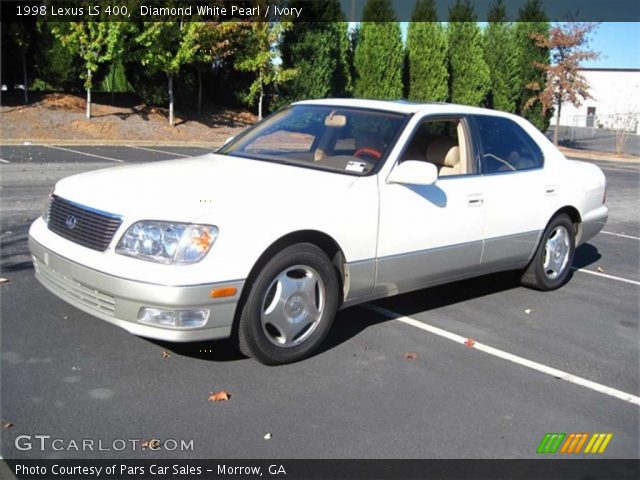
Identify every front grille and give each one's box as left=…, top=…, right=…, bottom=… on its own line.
left=34, top=258, right=116, bottom=316
left=48, top=195, right=122, bottom=251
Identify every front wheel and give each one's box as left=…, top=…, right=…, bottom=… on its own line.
left=236, top=243, right=340, bottom=365
left=521, top=214, right=576, bottom=291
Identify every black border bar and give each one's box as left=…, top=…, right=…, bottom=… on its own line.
left=3, top=459, right=640, bottom=480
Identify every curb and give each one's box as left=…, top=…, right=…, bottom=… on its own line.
left=558, top=147, right=640, bottom=164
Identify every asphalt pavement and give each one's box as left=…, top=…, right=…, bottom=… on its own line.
left=0, top=145, right=638, bottom=460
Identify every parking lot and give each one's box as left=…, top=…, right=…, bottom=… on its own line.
left=0, top=144, right=638, bottom=460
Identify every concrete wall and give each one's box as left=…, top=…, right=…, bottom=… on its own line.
left=550, top=69, right=640, bottom=134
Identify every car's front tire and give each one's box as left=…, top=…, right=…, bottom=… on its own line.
left=236, top=243, right=340, bottom=365
left=521, top=213, right=576, bottom=291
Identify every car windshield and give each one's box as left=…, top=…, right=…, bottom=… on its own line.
left=219, top=105, right=407, bottom=175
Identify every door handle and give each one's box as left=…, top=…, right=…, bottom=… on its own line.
left=545, top=185, right=557, bottom=195
left=467, top=194, right=484, bottom=206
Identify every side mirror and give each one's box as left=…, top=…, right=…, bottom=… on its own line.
left=387, top=160, right=438, bottom=186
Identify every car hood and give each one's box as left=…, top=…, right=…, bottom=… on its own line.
left=53, top=153, right=362, bottom=223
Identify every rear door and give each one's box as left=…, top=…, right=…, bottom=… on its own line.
left=470, top=114, right=547, bottom=270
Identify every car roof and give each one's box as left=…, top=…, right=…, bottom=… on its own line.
left=294, top=98, right=517, bottom=119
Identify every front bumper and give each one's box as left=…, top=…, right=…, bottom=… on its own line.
left=29, top=237, right=244, bottom=342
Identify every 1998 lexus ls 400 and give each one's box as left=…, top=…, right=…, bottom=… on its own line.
left=29, top=100, right=607, bottom=364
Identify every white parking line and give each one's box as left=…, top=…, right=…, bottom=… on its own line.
left=364, top=304, right=640, bottom=406
left=126, top=145, right=191, bottom=157
left=42, top=144, right=123, bottom=162
left=601, top=231, right=640, bottom=241
left=575, top=268, right=640, bottom=286
left=0, top=158, right=9, bottom=163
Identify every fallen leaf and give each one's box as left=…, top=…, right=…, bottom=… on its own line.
left=142, top=439, right=161, bottom=449
left=403, top=352, right=417, bottom=360
left=597, top=266, right=605, bottom=273
left=208, top=391, right=230, bottom=402
left=0, top=277, right=9, bottom=284
left=264, top=433, right=272, bottom=440
left=464, top=338, right=475, bottom=348
left=161, top=351, right=171, bottom=359
left=524, top=309, right=532, bottom=315
left=2, top=421, right=14, bottom=429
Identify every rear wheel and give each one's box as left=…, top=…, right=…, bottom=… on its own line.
left=236, top=243, right=339, bottom=365
left=521, top=214, right=576, bottom=290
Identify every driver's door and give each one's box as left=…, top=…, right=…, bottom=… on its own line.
left=375, top=116, right=486, bottom=296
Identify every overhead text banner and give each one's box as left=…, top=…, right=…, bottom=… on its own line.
left=1, top=0, right=640, bottom=22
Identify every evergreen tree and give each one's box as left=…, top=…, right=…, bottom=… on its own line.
left=484, top=0, right=519, bottom=112
left=515, top=0, right=551, bottom=131
left=353, top=0, right=403, bottom=99
left=280, top=0, right=351, bottom=104
left=407, top=0, right=448, bottom=102
left=446, top=0, right=489, bottom=106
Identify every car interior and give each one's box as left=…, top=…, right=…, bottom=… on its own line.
left=400, top=118, right=473, bottom=177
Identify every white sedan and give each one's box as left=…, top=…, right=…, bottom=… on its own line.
left=29, top=99, right=608, bottom=364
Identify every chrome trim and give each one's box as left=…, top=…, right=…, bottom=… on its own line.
left=52, top=195, right=123, bottom=219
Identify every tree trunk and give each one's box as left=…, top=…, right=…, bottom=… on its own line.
left=22, top=52, right=29, bottom=104
left=86, top=69, right=92, bottom=120
left=110, top=62, right=116, bottom=105
left=258, top=72, right=264, bottom=121
left=168, top=74, right=174, bottom=126
left=553, top=99, right=562, bottom=146
left=197, top=68, right=202, bottom=116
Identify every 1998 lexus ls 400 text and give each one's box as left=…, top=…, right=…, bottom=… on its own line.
left=29, top=100, right=608, bottom=364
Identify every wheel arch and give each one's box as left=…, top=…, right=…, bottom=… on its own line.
left=551, top=205, right=582, bottom=243
left=232, top=230, right=348, bottom=333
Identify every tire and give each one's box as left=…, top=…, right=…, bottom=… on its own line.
left=521, top=214, right=576, bottom=291
left=236, top=243, right=340, bottom=365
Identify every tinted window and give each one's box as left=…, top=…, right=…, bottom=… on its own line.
left=475, top=115, right=543, bottom=174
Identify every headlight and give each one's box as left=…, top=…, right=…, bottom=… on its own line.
left=116, top=221, right=218, bottom=265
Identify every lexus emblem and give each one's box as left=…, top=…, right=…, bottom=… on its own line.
left=65, top=215, right=77, bottom=229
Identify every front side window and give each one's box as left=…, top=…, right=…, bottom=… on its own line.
left=400, top=117, right=474, bottom=176
left=219, top=105, right=407, bottom=175
left=474, top=115, right=544, bottom=174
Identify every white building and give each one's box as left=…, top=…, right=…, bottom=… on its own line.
left=551, top=68, right=640, bottom=134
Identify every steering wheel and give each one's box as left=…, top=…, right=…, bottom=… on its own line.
left=353, top=147, right=383, bottom=160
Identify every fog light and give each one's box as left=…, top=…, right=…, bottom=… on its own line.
left=138, top=308, right=209, bottom=328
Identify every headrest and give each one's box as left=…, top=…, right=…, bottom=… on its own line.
left=426, top=136, right=458, bottom=165
left=443, top=146, right=460, bottom=167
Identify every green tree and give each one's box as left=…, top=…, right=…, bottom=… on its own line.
left=193, top=22, right=240, bottom=114
left=280, top=0, right=351, bottom=104
left=407, top=0, right=448, bottom=102
left=51, top=22, right=126, bottom=118
left=515, top=0, right=551, bottom=131
left=353, top=0, right=403, bottom=99
left=447, top=0, right=489, bottom=106
left=136, top=21, right=200, bottom=125
left=235, top=22, right=296, bottom=119
left=484, top=0, right=519, bottom=112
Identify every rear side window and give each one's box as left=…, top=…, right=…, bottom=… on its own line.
left=474, top=115, right=543, bottom=174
